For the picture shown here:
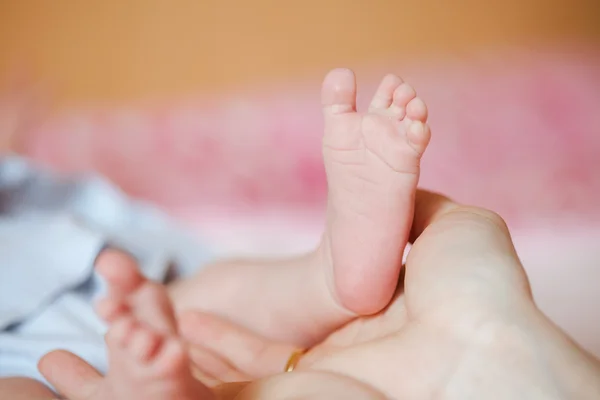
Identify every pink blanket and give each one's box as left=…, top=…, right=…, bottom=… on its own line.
left=12, top=47, right=600, bottom=228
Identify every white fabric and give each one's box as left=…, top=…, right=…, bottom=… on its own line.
left=0, top=155, right=211, bottom=389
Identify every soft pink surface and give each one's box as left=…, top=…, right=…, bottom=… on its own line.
left=15, top=47, right=600, bottom=228
left=3, top=46, right=600, bottom=355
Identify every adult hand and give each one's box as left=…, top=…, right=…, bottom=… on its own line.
left=181, top=190, right=600, bottom=399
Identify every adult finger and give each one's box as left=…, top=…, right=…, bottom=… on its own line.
left=409, top=190, right=458, bottom=243
left=189, top=344, right=250, bottom=385
left=179, top=310, right=299, bottom=379
left=233, top=371, right=387, bottom=400
left=406, top=190, right=532, bottom=317
left=38, top=350, right=103, bottom=400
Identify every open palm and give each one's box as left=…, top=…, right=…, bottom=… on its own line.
left=180, top=191, right=550, bottom=399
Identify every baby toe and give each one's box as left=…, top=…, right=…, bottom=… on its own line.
left=406, top=97, right=428, bottom=122
left=369, top=73, right=404, bottom=111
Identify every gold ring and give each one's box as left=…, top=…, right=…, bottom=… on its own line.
left=284, top=349, right=306, bottom=372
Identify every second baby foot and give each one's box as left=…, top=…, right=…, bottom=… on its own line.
left=40, top=249, right=213, bottom=400
left=321, top=69, right=431, bottom=315
left=97, top=250, right=213, bottom=399
left=100, top=314, right=214, bottom=400
left=94, top=249, right=178, bottom=335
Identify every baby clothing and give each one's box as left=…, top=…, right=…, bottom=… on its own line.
left=0, top=155, right=211, bottom=389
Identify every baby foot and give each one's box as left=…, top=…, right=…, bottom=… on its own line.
left=39, top=250, right=213, bottom=400
left=321, top=69, right=430, bottom=315
left=94, top=249, right=178, bottom=335
left=100, top=314, right=213, bottom=400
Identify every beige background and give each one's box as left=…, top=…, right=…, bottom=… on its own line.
left=1, top=0, right=599, bottom=105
